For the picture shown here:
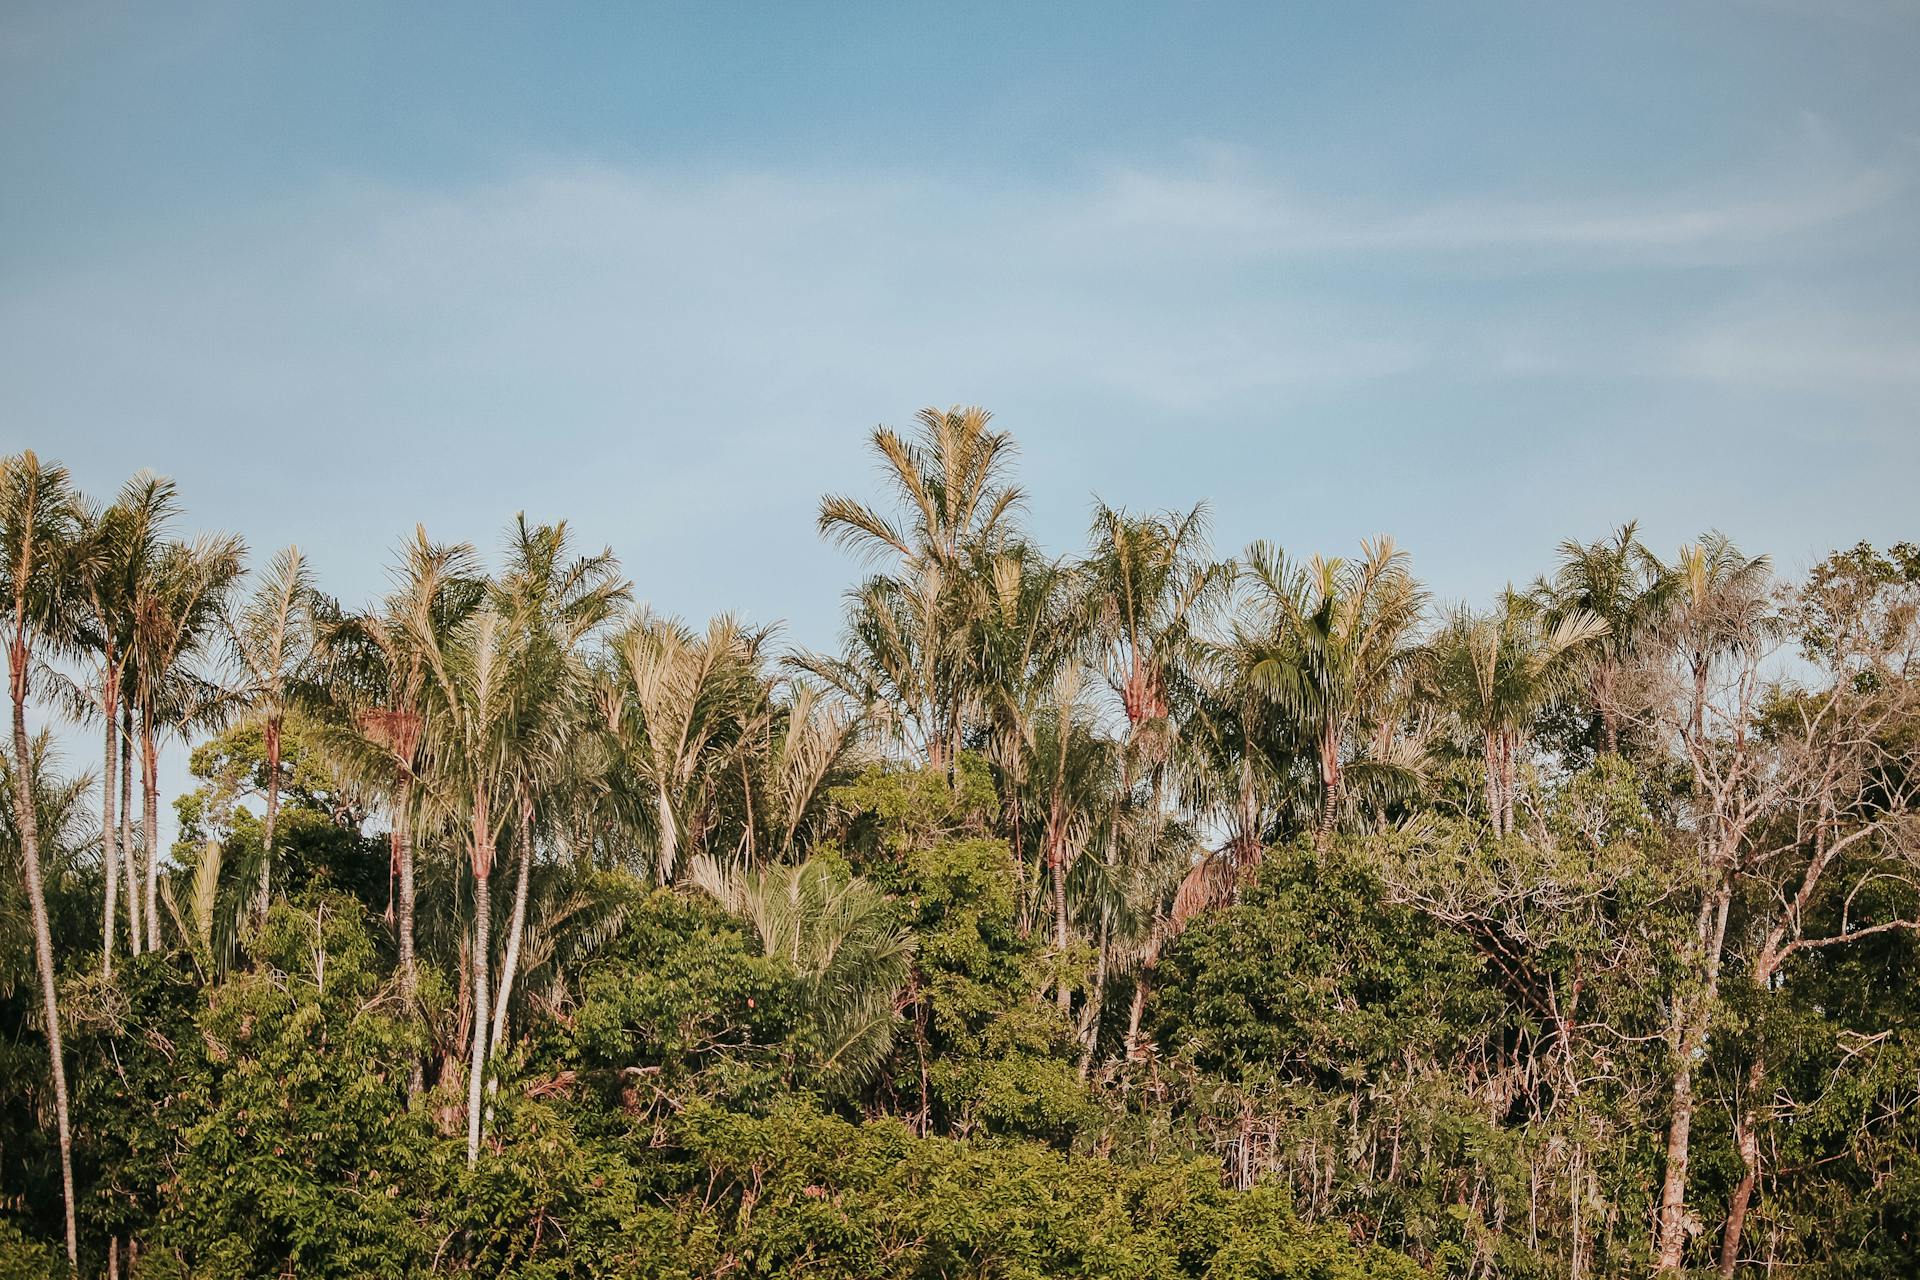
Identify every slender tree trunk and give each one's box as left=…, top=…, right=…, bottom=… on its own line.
left=120, top=701, right=139, bottom=955
left=1483, top=728, right=1503, bottom=835
left=1596, top=662, right=1619, bottom=757
left=489, top=817, right=534, bottom=1062
left=141, top=709, right=161, bottom=946
left=1689, top=656, right=1709, bottom=748
left=467, top=860, right=492, bottom=1166
left=1079, top=906, right=1110, bottom=1078
left=100, top=666, right=120, bottom=975
left=1315, top=732, right=1342, bottom=849
left=9, top=636, right=78, bottom=1267
left=255, top=711, right=281, bottom=928
left=1051, top=839, right=1071, bottom=1013
left=1656, top=1059, right=1699, bottom=1273
left=656, top=788, right=677, bottom=886
left=394, top=779, right=420, bottom=1094
left=1718, top=1055, right=1766, bottom=1277
left=1009, top=791, right=1031, bottom=939
left=1500, top=730, right=1518, bottom=836
left=1656, top=873, right=1734, bottom=1272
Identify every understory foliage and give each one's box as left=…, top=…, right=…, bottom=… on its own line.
left=2, top=426, right=1917, bottom=1278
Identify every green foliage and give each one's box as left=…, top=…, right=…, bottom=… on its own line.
left=1154, top=844, right=1495, bottom=1083
left=7, top=439, right=1919, bottom=1279
left=566, top=885, right=793, bottom=1109
left=834, top=762, right=1093, bottom=1140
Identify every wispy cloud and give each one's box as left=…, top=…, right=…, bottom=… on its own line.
left=1676, top=300, right=1920, bottom=391
left=1087, top=141, right=1908, bottom=259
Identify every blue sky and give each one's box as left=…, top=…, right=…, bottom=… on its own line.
left=5, top=0, right=1918, bottom=654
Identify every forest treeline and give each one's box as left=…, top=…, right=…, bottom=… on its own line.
left=1, top=408, right=1917, bottom=1278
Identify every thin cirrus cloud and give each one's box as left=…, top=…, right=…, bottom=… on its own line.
left=1087, top=142, right=1909, bottom=260
left=6, top=137, right=1908, bottom=433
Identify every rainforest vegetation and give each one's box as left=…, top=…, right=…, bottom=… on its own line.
left=1, top=410, right=1917, bottom=1278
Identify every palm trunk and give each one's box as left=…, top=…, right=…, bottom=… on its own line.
left=1483, top=728, right=1503, bottom=835
left=1078, top=906, right=1110, bottom=1078
left=120, top=700, right=139, bottom=955
left=1656, top=873, right=1734, bottom=1272
left=489, top=817, right=534, bottom=1061
left=1315, top=725, right=1342, bottom=848
left=1597, top=663, right=1620, bottom=756
left=1008, top=791, right=1031, bottom=939
left=1050, top=826, right=1071, bottom=1013
left=656, top=788, right=677, bottom=886
left=141, top=707, right=161, bottom=946
left=9, top=635, right=78, bottom=1267
left=467, top=867, right=491, bottom=1165
left=255, top=712, right=281, bottom=928
left=1053, top=858, right=1071, bottom=1004
left=1718, top=1055, right=1766, bottom=1277
left=1500, top=730, right=1518, bottom=836
left=100, top=665, right=120, bottom=975
left=395, top=779, right=420, bottom=1094
left=467, top=794, right=496, bottom=1166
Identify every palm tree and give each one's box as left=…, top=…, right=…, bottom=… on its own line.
left=71, top=474, right=180, bottom=965
left=128, top=532, right=244, bottom=942
left=1082, top=501, right=1231, bottom=782
left=690, top=853, right=915, bottom=1093
left=1669, top=532, right=1774, bottom=747
left=485, top=517, right=626, bottom=1059
left=1236, top=538, right=1427, bottom=846
left=1015, top=672, right=1121, bottom=1010
left=970, top=542, right=1086, bottom=931
left=1077, top=502, right=1230, bottom=1034
left=1425, top=594, right=1608, bottom=836
left=0, top=449, right=84, bottom=1268
left=756, top=678, right=863, bottom=861
left=813, top=405, right=1023, bottom=770
left=601, top=611, right=771, bottom=886
left=408, top=586, right=539, bottom=1165
left=309, top=529, right=485, bottom=1080
left=224, top=546, right=316, bottom=929
left=1547, top=523, right=1673, bottom=754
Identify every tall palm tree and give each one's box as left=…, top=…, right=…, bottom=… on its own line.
left=1077, top=501, right=1230, bottom=1024
left=970, top=542, right=1086, bottom=930
left=1547, top=522, right=1673, bottom=754
left=813, top=405, right=1023, bottom=769
left=1425, top=594, right=1607, bottom=836
left=71, top=474, right=180, bottom=965
left=1015, top=672, right=1121, bottom=1009
left=1236, top=538, right=1427, bottom=846
left=309, top=530, right=485, bottom=1079
left=485, top=517, right=626, bottom=1059
left=128, top=532, right=244, bottom=942
left=224, top=545, right=316, bottom=928
left=410, top=594, right=532, bottom=1165
left=0, top=449, right=84, bottom=1268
